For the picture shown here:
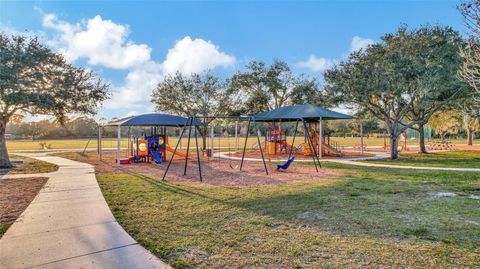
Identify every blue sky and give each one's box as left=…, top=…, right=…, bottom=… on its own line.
left=0, top=0, right=465, bottom=120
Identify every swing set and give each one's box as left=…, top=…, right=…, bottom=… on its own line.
left=103, top=105, right=353, bottom=183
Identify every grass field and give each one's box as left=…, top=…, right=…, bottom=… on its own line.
left=7, top=137, right=478, bottom=151
left=95, top=162, right=480, bottom=268
left=1, top=155, right=59, bottom=175
left=364, top=151, right=480, bottom=168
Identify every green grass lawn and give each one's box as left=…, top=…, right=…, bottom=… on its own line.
left=364, top=150, right=480, bottom=168
left=96, top=163, right=480, bottom=268
left=0, top=223, right=10, bottom=237
left=7, top=137, right=478, bottom=151
left=1, top=155, right=59, bottom=175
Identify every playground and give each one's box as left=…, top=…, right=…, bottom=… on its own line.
left=96, top=105, right=382, bottom=183
left=70, top=105, right=478, bottom=185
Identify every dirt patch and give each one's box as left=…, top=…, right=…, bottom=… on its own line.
left=0, top=177, right=48, bottom=226
left=77, top=151, right=343, bottom=187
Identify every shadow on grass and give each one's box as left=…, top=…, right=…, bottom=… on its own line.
left=124, top=168, right=480, bottom=249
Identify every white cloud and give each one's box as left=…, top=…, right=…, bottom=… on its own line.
left=297, top=36, right=375, bottom=73
left=162, top=36, right=236, bottom=75
left=350, top=36, right=375, bottom=52
left=42, top=13, right=151, bottom=69
left=296, top=55, right=335, bottom=72
left=41, top=13, right=236, bottom=116
left=104, top=61, right=163, bottom=110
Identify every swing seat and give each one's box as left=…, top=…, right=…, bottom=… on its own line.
left=277, top=156, right=295, bottom=171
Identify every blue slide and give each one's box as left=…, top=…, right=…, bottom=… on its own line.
left=151, top=150, right=162, bottom=164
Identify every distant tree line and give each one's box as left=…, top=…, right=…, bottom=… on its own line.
left=6, top=116, right=99, bottom=140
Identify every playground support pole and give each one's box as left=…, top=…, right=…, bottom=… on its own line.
left=384, top=131, right=387, bottom=150
left=235, top=121, right=238, bottom=151
left=253, top=120, right=269, bottom=175
left=319, top=117, right=323, bottom=160
left=360, top=121, right=364, bottom=154
left=127, top=127, right=131, bottom=157
left=193, top=117, right=203, bottom=182
left=240, top=118, right=251, bottom=171
left=116, top=125, right=121, bottom=168
left=162, top=118, right=190, bottom=180
left=210, top=126, right=214, bottom=157
left=98, top=125, right=102, bottom=161
left=184, top=118, right=193, bottom=176
left=288, top=120, right=299, bottom=160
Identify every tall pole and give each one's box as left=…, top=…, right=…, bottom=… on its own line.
left=288, top=120, right=299, bottom=160
left=235, top=121, right=238, bottom=151
left=193, top=117, right=203, bottom=182
left=319, top=117, right=323, bottom=160
left=210, top=126, right=214, bottom=157
left=360, top=121, right=364, bottom=154
left=183, top=118, right=193, bottom=176
left=162, top=118, right=190, bottom=180
left=116, top=125, right=121, bottom=168
left=98, top=125, right=102, bottom=161
left=127, top=127, right=131, bottom=156
left=240, top=118, right=251, bottom=171
left=254, top=120, right=269, bottom=175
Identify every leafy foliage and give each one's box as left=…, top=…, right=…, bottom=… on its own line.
left=151, top=71, right=236, bottom=148
left=229, top=60, right=325, bottom=114
left=428, top=110, right=462, bottom=140
left=0, top=33, right=109, bottom=167
left=325, top=25, right=466, bottom=158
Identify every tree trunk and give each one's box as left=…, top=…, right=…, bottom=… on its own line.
left=0, top=120, right=12, bottom=168
left=390, top=133, right=399, bottom=160
left=467, top=128, right=473, bottom=146
left=196, top=126, right=207, bottom=150
left=418, top=123, right=427, bottom=153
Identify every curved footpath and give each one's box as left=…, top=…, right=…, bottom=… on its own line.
left=0, top=154, right=170, bottom=269
left=216, top=151, right=480, bottom=172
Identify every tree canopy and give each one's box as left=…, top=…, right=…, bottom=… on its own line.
left=151, top=71, right=235, bottom=148
left=0, top=33, right=109, bottom=167
left=229, top=60, right=325, bottom=114
left=325, top=25, right=466, bottom=159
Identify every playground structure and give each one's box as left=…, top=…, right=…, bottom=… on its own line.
left=101, top=105, right=354, bottom=182
left=116, top=126, right=189, bottom=165
left=262, top=123, right=342, bottom=157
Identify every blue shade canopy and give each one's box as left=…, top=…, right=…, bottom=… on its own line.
left=106, top=113, right=206, bottom=127
left=253, top=104, right=353, bottom=122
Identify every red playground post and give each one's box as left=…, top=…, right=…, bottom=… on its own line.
left=383, top=131, right=387, bottom=150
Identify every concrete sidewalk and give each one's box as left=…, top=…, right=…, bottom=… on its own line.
left=0, top=155, right=170, bottom=269
left=327, top=158, right=480, bottom=172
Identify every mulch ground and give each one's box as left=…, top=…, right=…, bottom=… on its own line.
left=88, top=151, right=343, bottom=187
left=230, top=150, right=375, bottom=160
left=0, top=177, right=48, bottom=225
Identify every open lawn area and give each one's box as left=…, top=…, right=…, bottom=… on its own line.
left=1, top=155, right=59, bottom=175
left=6, top=138, right=127, bottom=151
left=364, top=150, right=480, bottom=168
left=95, top=162, right=480, bottom=268
left=7, top=137, right=478, bottom=151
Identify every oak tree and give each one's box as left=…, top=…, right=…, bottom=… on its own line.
left=0, top=34, right=109, bottom=167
